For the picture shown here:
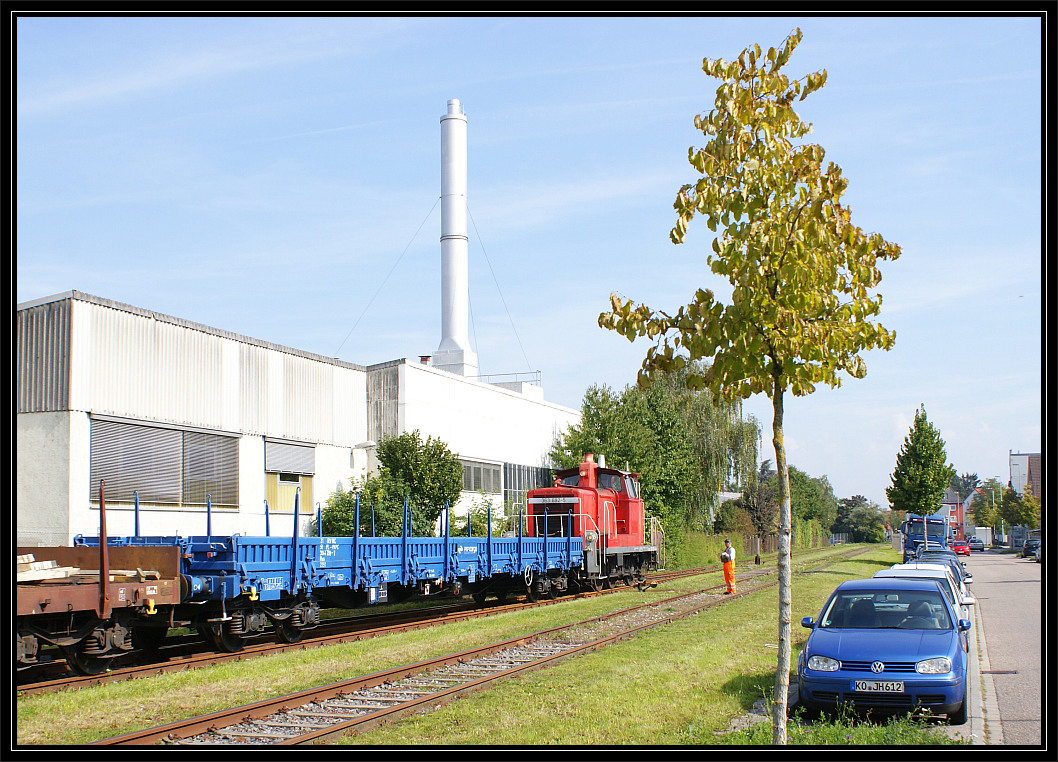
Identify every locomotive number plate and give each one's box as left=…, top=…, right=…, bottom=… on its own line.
left=853, top=680, right=904, bottom=693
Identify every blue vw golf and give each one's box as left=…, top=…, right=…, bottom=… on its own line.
left=797, top=577, right=972, bottom=724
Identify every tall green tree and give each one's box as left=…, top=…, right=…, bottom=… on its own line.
left=970, top=478, right=1003, bottom=532
left=552, top=371, right=759, bottom=534
left=833, top=494, right=869, bottom=536
left=736, top=461, right=779, bottom=538
left=786, top=466, right=838, bottom=530
left=316, top=430, right=463, bottom=537
left=598, top=29, right=900, bottom=743
left=1001, top=484, right=1039, bottom=530
left=886, top=405, right=956, bottom=517
left=1019, top=484, right=1041, bottom=530
left=846, top=501, right=886, bottom=542
left=551, top=382, right=697, bottom=530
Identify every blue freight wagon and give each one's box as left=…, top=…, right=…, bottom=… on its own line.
left=73, top=495, right=584, bottom=654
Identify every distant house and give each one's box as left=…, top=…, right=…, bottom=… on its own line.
left=941, top=487, right=964, bottom=540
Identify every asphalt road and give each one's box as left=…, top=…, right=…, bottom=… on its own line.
left=941, top=548, right=1043, bottom=747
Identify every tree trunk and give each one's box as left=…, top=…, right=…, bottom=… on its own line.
left=770, top=379, right=792, bottom=745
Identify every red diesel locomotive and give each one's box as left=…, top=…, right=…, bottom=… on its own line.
left=526, top=453, right=661, bottom=590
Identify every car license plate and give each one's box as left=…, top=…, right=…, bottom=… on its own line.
left=853, top=680, right=904, bottom=692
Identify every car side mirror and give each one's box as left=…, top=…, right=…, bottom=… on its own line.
left=801, top=616, right=814, bottom=629
left=961, top=596, right=975, bottom=606
left=963, top=574, right=973, bottom=583
left=958, top=619, right=972, bottom=631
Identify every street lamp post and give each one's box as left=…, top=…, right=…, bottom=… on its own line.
left=992, top=478, right=1004, bottom=543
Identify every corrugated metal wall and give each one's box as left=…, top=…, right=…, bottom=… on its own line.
left=18, top=294, right=367, bottom=448
left=367, top=363, right=400, bottom=442
left=16, top=297, right=70, bottom=412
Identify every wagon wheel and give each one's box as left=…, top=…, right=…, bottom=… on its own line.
left=589, top=577, right=603, bottom=592
left=622, top=572, right=634, bottom=587
left=546, top=581, right=558, bottom=600
left=61, top=644, right=110, bottom=676
left=203, top=622, right=245, bottom=653
left=525, top=584, right=540, bottom=603
left=472, top=591, right=488, bottom=606
left=495, top=590, right=509, bottom=604
left=602, top=575, right=614, bottom=590
left=275, top=619, right=304, bottom=644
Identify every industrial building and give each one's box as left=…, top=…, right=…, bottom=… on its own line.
left=15, top=99, right=581, bottom=546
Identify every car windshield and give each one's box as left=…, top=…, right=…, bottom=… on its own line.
left=819, top=590, right=952, bottom=630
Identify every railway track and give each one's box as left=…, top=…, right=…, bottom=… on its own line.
left=17, top=564, right=721, bottom=696
left=88, top=547, right=866, bottom=746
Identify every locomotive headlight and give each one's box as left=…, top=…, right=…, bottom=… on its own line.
left=807, top=655, right=840, bottom=672
left=916, top=657, right=952, bottom=674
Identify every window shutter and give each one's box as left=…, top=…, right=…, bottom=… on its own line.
left=265, top=440, right=315, bottom=475
left=89, top=419, right=181, bottom=503
left=183, top=431, right=239, bottom=506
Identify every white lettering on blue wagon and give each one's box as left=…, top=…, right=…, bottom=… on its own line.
left=259, top=577, right=285, bottom=591
left=457, top=545, right=479, bottom=554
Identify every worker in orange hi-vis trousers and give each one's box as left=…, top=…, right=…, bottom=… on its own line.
left=722, top=538, right=736, bottom=594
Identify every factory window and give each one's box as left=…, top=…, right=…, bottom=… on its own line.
left=89, top=417, right=238, bottom=507
left=461, top=459, right=501, bottom=494
left=502, top=463, right=553, bottom=511
left=264, top=439, right=316, bottom=514
left=182, top=431, right=239, bottom=507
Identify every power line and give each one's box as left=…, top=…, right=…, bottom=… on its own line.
left=334, top=198, right=439, bottom=358
left=466, top=205, right=534, bottom=374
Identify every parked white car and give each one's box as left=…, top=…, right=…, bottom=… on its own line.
left=873, top=564, right=975, bottom=626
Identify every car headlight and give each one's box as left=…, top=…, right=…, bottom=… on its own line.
left=916, top=657, right=952, bottom=674
left=807, top=655, right=840, bottom=672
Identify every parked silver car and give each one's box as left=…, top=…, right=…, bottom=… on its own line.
left=967, top=536, right=985, bottom=552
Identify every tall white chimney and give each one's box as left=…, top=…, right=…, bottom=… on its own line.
left=432, top=98, right=478, bottom=377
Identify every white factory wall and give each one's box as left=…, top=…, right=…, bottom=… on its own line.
left=397, top=360, right=579, bottom=517
left=399, top=360, right=578, bottom=465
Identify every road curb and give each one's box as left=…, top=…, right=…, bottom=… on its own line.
left=937, top=554, right=1003, bottom=745
left=971, top=567, right=1004, bottom=745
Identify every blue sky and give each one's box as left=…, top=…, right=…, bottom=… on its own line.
left=15, top=15, right=1044, bottom=511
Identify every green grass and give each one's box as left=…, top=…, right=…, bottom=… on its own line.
left=707, top=703, right=960, bottom=745
left=16, top=544, right=964, bottom=746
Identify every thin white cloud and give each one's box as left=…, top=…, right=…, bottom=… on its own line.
left=16, top=18, right=425, bottom=118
